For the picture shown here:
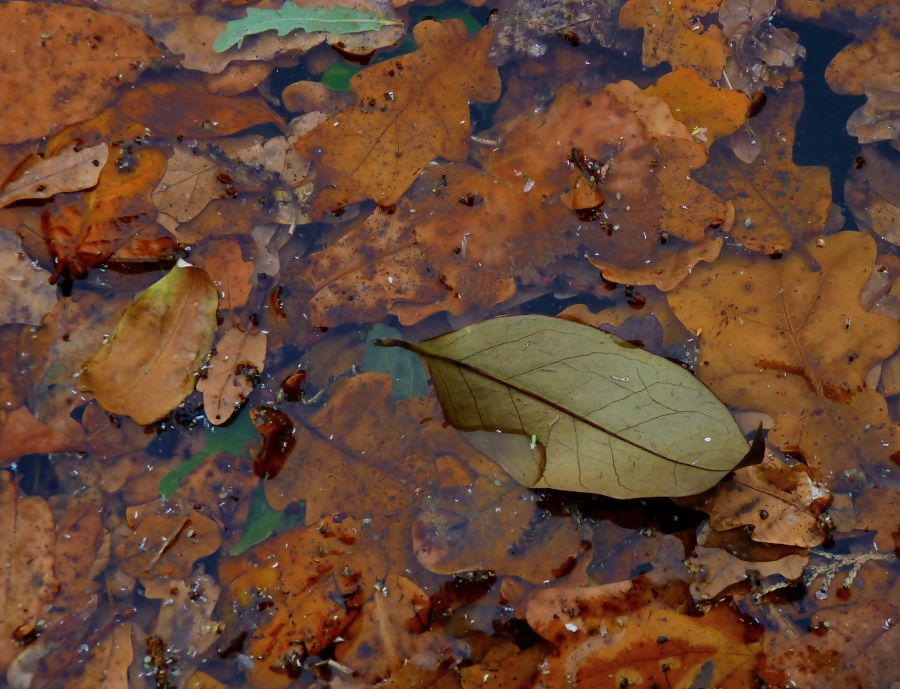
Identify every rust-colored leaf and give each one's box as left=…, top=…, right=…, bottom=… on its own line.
left=0, top=144, right=108, bottom=207
left=117, top=78, right=284, bottom=138
left=219, top=515, right=386, bottom=689
left=115, top=500, right=222, bottom=580
left=0, top=228, right=56, bottom=326
left=194, top=238, right=255, bottom=311
left=0, top=2, right=158, bottom=144
left=694, top=84, right=832, bottom=253
left=0, top=474, right=58, bottom=672
left=668, top=232, right=900, bottom=477
left=296, top=20, right=501, bottom=215
left=66, top=622, right=134, bottom=689
left=619, top=0, right=729, bottom=81
left=198, top=327, right=266, bottom=425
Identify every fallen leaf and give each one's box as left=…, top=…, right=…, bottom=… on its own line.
left=66, top=622, right=134, bottom=689
left=0, top=144, right=108, bottom=207
left=115, top=500, right=222, bottom=580
left=688, top=542, right=807, bottom=601
left=846, top=72, right=900, bottom=146
left=199, top=327, right=267, bottom=425
left=295, top=20, right=501, bottom=214
left=0, top=2, right=158, bottom=144
left=619, top=0, right=729, bottom=81
left=152, top=146, right=235, bottom=231
left=214, top=4, right=403, bottom=52
left=193, top=238, right=255, bottom=310
left=148, top=574, right=222, bottom=659
left=0, top=474, right=58, bottom=672
left=689, top=450, right=830, bottom=547
left=526, top=580, right=763, bottom=689
left=379, top=314, right=750, bottom=498
left=82, top=261, right=218, bottom=425
left=459, top=641, right=549, bottom=689
left=845, top=145, right=900, bottom=245
left=825, top=25, right=899, bottom=97
left=694, top=84, right=832, bottom=253
left=219, top=515, right=386, bottom=689
left=668, top=232, right=900, bottom=478
left=0, top=407, right=77, bottom=464
left=0, top=228, right=56, bottom=325
left=118, top=78, right=284, bottom=138
left=854, top=488, right=900, bottom=554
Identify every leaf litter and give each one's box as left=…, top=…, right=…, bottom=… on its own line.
left=0, top=1, right=897, bottom=688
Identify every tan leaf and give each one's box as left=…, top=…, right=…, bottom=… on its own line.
left=0, top=144, right=108, bottom=207
left=0, top=474, right=58, bottom=672
left=296, top=20, right=501, bottom=214
left=0, top=2, right=158, bottom=144
left=0, top=228, right=56, bottom=325
left=194, top=239, right=254, bottom=310
left=67, top=622, right=133, bottom=689
left=152, top=147, right=229, bottom=231
left=198, top=327, right=267, bottom=425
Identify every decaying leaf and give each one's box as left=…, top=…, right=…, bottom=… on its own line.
left=379, top=314, right=750, bottom=498
left=0, top=474, right=58, bottom=672
left=694, top=84, right=832, bottom=253
left=526, top=580, right=763, bottom=688
left=845, top=145, right=900, bottom=246
left=846, top=73, right=900, bottom=146
left=692, top=451, right=829, bottom=547
left=82, top=261, right=218, bottom=425
left=688, top=541, right=807, bottom=600
left=296, top=19, right=501, bottom=214
left=0, top=2, right=158, bottom=144
left=0, top=144, right=108, bottom=207
left=214, top=4, right=403, bottom=52
left=194, top=238, right=255, bottom=310
left=0, top=228, right=56, bottom=325
left=668, top=232, right=900, bottom=478
left=65, top=622, right=134, bottom=689
left=198, top=327, right=266, bottom=425
left=152, top=146, right=234, bottom=231
left=619, top=0, right=729, bottom=81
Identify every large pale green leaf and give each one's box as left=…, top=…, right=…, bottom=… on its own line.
left=378, top=315, right=749, bottom=498
left=214, top=4, right=403, bottom=53
left=82, top=260, right=218, bottom=425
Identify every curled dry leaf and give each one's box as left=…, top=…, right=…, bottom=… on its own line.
left=115, top=500, right=222, bottom=580
left=218, top=515, right=387, bottom=689
left=382, top=315, right=750, bottom=498
left=0, top=143, right=108, bottom=207
left=694, top=84, right=832, bottom=253
left=198, top=327, right=267, bottom=425
left=82, top=262, right=218, bottom=425
left=296, top=20, right=501, bottom=214
left=0, top=228, right=56, bottom=325
left=691, top=450, right=830, bottom=547
left=117, top=79, right=284, bottom=138
left=0, top=474, right=58, bottom=672
left=668, top=232, right=900, bottom=478
left=526, top=580, right=763, bottom=689
left=302, top=82, right=729, bottom=327
left=0, top=2, right=158, bottom=144
left=618, top=0, right=729, bottom=81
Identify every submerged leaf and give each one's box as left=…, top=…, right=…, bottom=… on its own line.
left=378, top=315, right=749, bottom=498
left=214, top=5, right=402, bottom=53
left=82, top=261, right=218, bottom=425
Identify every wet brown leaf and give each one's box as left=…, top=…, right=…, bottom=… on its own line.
left=458, top=641, right=549, bottom=689
left=854, top=488, right=900, bottom=554
left=845, top=145, right=900, bottom=246
left=152, top=146, right=234, bottom=231
left=296, top=20, right=501, bottom=214
left=0, top=2, right=158, bottom=144
left=66, top=622, right=133, bottom=689
left=694, top=84, right=832, bottom=253
left=619, top=0, right=729, bottom=81
left=0, top=228, right=56, bottom=325
left=117, top=78, right=284, bottom=138
left=0, top=474, right=58, bottom=672
left=688, top=540, right=807, bottom=600
left=0, top=143, right=108, bottom=207
left=115, top=500, right=222, bottom=580
left=198, top=327, right=267, bottom=425
left=846, top=73, right=900, bottom=146
left=668, top=232, right=900, bottom=478
left=194, top=238, right=255, bottom=311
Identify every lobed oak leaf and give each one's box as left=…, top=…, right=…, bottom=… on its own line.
left=846, top=72, right=900, bottom=147
left=0, top=143, right=108, bottom=208
left=295, top=20, right=501, bottom=215
left=694, top=84, right=832, bottom=253
left=687, top=540, right=807, bottom=600
left=668, top=232, right=900, bottom=479
left=618, top=0, right=729, bottom=81
left=825, top=25, right=900, bottom=97
left=0, top=2, right=158, bottom=144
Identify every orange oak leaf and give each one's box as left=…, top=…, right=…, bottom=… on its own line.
left=526, top=580, right=763, bottom=689
left=296, top=20, right=501, bottom=215
left=219, top=515, right=387, bottom=689
left=0, top=2, right=158, bottom=144
left=619, top=0, right=729, bottom=81
left=300, top=82, right=729, bottom=326
left=694, top=84, right=832, bottom=253
left=117, top=78, right=284, bottom=138
left=667, top=232, right=900, bottom=479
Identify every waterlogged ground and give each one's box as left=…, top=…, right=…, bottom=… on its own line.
left=0, top=0, right=898, bottom=687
